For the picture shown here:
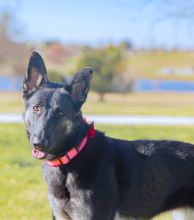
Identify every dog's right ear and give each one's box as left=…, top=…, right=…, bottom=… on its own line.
left=65, top=67, right=93, bottom=110
left=23, top=52, right=48, bottom=98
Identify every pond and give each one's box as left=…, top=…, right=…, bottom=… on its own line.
left=134, top=79, right=194, bottom=92
left=1, top=76, right=194, bottom=92
left=0, top=76, right=23, bottom=91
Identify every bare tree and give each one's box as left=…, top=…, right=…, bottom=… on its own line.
left=117, top=0, right=194, bottom=49
left=0, top=8, right=29, bottom=75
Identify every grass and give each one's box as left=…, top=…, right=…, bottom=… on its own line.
left=0, top=124, right=48, bottom=220
left=84, top=92, right=194, bottom=116
left=2, top=92, right=194, bottom=116
left=127, top=51, right=194, bottom=80
left=1, top=123, right=194, bottom=219
left=0, top=93, right=24, bottom=113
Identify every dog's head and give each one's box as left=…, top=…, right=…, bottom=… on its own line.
left=23, top=52, right=93, bottom=160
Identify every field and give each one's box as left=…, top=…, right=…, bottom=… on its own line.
left=127, top=51, right=194, bottom=80
left=2, top=123, right=194, bottom=220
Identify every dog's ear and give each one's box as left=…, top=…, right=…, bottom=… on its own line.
left=65, top=67, right=93, bottom=110
left=23, top=51, right=48, bottom=98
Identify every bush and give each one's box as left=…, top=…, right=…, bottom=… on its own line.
left=47, top=70, right=64, bottom=83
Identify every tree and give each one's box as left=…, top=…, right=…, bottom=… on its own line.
left=77, top=43, right=132, bottom=101
left=48, top=70, right=65, bottom=83
left=129, top=0, right=194, bottom=49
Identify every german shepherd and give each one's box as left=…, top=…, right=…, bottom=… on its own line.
left=23, top=52, right=194, bottom=220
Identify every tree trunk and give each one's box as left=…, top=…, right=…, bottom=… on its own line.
left=99, top=93, right=105, bottom=102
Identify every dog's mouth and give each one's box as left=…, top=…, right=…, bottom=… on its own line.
left=31, top=144, right=65, bottom=161
left=32, top=148, right=46, bottom=159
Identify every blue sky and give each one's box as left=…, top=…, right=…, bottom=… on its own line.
left=2, top=0, right=194, bottom=49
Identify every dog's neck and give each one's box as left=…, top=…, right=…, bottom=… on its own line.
left=65, top=116, right=91, bottom=149
left=47, top=117, right=95, bottom=167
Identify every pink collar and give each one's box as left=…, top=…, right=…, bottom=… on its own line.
left=47, top=121, right=95, bottom=167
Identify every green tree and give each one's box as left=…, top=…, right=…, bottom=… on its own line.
left=78, top=43, right=131, bottom=101
left=48, top=70, right=65, bottom=83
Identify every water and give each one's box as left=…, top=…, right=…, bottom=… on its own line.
left=0, top=76, right=22, bottom=91
left=1, top=76, right=194, bottom=92
left=134, top=79, right=194, bottom=92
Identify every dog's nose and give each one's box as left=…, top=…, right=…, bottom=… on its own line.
left=33, top=143, right=44, bottom=150
left=33, top=143, right=41, bottom=149
left=31, top=137, right=48, bottom=150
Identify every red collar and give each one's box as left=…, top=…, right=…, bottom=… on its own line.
left=47, top=121, right=95, bottom=167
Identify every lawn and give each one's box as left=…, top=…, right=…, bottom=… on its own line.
left=2, top=92, right=194, bottom=116
left=126, top=51, right=194, bottom=81
left=1, top=123, right=194, bottom=219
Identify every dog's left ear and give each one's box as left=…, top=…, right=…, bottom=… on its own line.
left=23, top=52, right=48, bottom=98
left=66, top=67, right=93, bottom=109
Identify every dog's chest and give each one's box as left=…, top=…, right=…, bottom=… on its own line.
left=43, top=164, right=93, bottom=220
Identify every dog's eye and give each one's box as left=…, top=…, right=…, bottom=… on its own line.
left=33, top=104, right=41, bottom=112
left=56, top=108, right=64, bottom=117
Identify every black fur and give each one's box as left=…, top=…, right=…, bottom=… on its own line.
left=23, top=52, right=194, bottom=220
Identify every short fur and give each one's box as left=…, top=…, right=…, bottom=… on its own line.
left=23, top=52, right=194, bottom=220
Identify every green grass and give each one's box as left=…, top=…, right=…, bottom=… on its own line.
left=0, top=124, right=49, bottom=220
left=1, top=123, right=194, bottom=219
left=2, top=92, right=194, bottom=116
left=127, top=51, right=194, bottom=80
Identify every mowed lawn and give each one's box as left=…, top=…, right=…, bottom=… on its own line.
left=1, top=124, right=194, bottom=220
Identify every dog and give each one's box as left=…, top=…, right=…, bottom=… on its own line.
left=23, top=52, right=194, bottom=220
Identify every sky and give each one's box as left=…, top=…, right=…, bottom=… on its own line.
left=1, top=0, right=194, bottom=49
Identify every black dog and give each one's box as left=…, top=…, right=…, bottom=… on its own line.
left=23, top=52, right=194, bottom=220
